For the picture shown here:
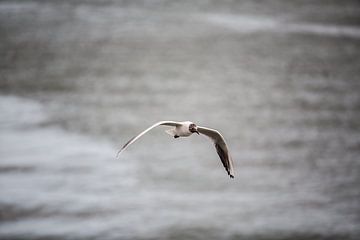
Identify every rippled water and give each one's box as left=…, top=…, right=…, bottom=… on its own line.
left=1, top=1, right=360, bottom=239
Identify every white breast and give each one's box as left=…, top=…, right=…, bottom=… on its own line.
left=175, top=121, right=193, bottom=137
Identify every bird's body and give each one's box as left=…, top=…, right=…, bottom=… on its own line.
left=166, top=121, right=194, bottom=137
left=117, top=120, right=234, bottom=178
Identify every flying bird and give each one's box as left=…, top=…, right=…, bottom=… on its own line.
left=117, top=121, right=234, bottom=178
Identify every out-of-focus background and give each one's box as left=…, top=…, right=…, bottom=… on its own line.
left=1, top=0, right=360, bottom=239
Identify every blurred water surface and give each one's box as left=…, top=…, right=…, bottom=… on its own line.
left=0, top=0, right=360, bottom=239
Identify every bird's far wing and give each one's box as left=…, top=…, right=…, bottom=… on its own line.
left=117, top=121, right=181, bottom=158
left=197, top=126, right=234, bottom=178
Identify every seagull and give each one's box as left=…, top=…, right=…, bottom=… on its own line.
left=117, top=121, right=234, bottom=178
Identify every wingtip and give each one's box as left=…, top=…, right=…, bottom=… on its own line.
left=116, top=149, right=122, bottom=159
left=230, top=174, right=234, bottom=179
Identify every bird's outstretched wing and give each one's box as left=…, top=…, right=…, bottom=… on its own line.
left=117, top=121, right=182, bottom=158
left=197, top=126, right=234, bottom=178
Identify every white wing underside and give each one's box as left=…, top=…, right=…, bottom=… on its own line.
left=117, top=121, right=181, bottom=157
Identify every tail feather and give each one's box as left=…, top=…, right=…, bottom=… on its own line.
left=165, top=128, right=176, bottom=136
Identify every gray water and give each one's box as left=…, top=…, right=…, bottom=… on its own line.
left=1, top=1, right=360, bottom=239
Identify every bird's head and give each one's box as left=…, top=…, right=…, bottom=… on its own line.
left=189, top=123, right=199, bottom=135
